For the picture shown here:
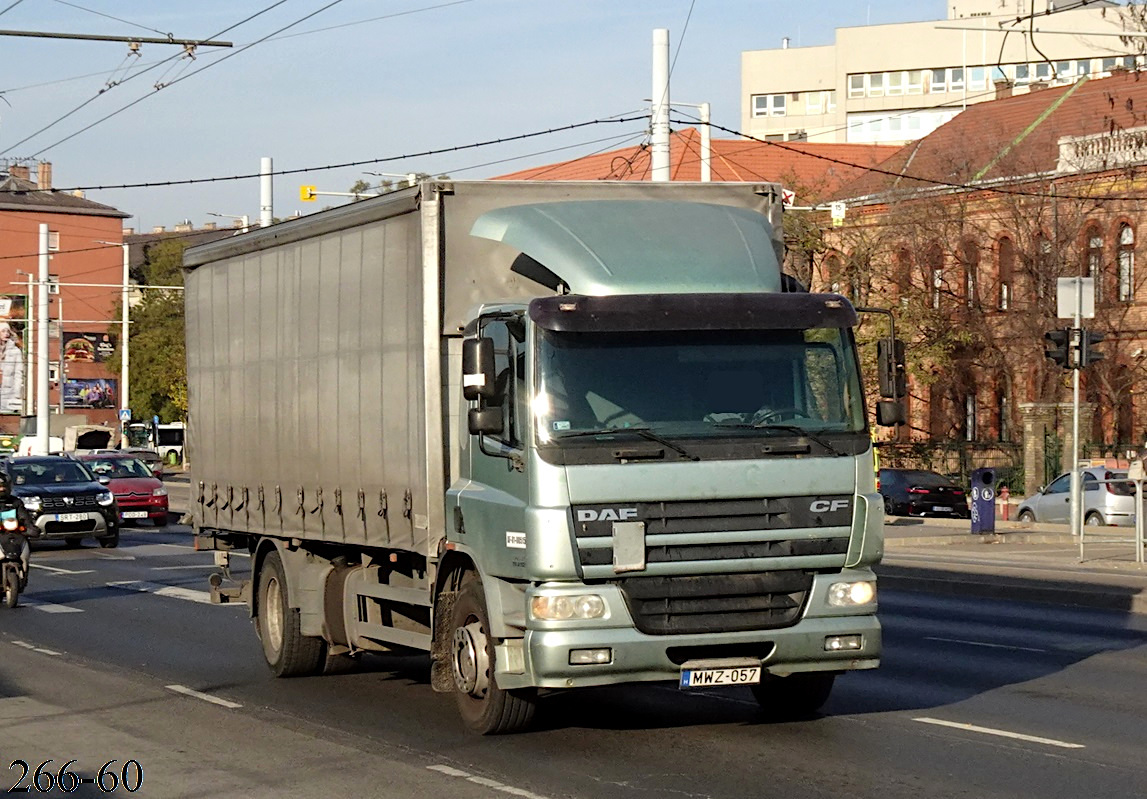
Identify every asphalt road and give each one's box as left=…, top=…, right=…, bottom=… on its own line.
left=1, top=500, right=1146, bottom=797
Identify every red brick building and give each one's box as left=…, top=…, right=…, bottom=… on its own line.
left=0, top=162, right=130, bottom=435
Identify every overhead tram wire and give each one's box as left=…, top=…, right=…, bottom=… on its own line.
left=51, top=0, right=174, bottom=38
left=1, top=0, right=293, bottom=157
left=0, top=1, right=24, bottom=19
left=0, top=114, right=649, bottom=195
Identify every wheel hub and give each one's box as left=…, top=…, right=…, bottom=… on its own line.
left=452, top=621, right=490, bottom=697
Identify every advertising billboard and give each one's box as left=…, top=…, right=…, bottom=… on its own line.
left=0, top=294, right=27, bottom=415
left=63, top=331, right=116, bottom=363
left=63, top=378, right=118, bottom=409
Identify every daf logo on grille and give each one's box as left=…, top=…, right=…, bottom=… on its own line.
left=63, top=497, right=74, bottom=506
left=577, top=508, right=638, bottom=522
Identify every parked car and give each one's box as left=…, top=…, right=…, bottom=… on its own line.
left=1, top=456, right=120, bottom=548
left=1017, top=467, right=1138, bottom=527
left=878, top=468, right=970, bottom=518
left=71, top=454, right=169, bottom=527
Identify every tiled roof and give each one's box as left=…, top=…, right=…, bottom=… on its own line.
left=836, top=70, right=1147, bottom=201
left=495, top=128, right=898, bottom=201
left=0, top=174, right=130, bottom=218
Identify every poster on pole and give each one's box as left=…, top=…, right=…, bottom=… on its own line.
left=63, top=332, right=116, bottom=363
left=0, top=294, right=27, bottom=415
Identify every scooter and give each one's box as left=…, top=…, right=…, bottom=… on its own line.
left=0, top=507, right=29, bottom=609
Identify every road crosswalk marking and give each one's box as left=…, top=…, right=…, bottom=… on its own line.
left=22, top=598, right=83, bottom=614
left=106, top=580, right=242, bottom=606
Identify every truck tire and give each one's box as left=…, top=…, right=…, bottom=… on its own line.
left=450, top=573, right=537, bottom=734
left=751, top=672, right=835, bottom=718
left=256, top=549, right=325, bottom=677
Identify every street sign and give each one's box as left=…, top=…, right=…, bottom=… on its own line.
left=781, top=188, right=795, bottom=208
left=830, top=201, right=846, bottom=227
left=119, top=408, right=131, bottom=422
left=1057, top=277, right=1095, bottom=319
left=300, top=185, right=317, bottom=202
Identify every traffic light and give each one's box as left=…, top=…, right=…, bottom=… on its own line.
left=1044, top=328, right=1071, bottom=369
left=1080, top=329, right=1105, bottom=366
left=877, top=338, right=907, bottom=399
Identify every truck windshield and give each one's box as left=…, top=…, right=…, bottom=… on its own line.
left=535, top=327, right=866, bottom=443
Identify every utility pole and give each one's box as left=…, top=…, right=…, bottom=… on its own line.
left=260, top=157, right=273, bottom=228
left=34, top=224, right=49, bottom=456
left=651, top=28, right=671, bottom=182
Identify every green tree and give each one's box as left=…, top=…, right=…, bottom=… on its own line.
left=106, top=238, right=187, bottom=423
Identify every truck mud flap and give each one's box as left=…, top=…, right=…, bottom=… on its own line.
left=430, top=589, right=458, bottom=693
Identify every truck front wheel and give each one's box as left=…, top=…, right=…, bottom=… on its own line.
left=450, top=574, right=537, bottom=734
left=751, top=672, right=836, bottom=718
left=257, top=549, right=325, bottom=677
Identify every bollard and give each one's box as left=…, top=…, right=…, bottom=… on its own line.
left=999, top=485, right=1010, bottom=521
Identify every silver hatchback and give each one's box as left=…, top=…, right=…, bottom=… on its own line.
left=1017, top=466, right=1139, bottom=527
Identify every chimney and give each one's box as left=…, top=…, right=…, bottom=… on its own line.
left=202, top=222, right=218, bottom=230
left=9, top=164, right=29, bottom=181
left=1029, top=80, right=1047, bottom=92
left=174, top=220, right=193, bottom=232
left=994, top=79, right=1013, bottom=100
left=152, top=225, right=166, bottom=233
left=123, top=227, right=135, bottom=236
left=36, top=161, right=52, bottom=190
left=782, top=37, right=790, bottom=49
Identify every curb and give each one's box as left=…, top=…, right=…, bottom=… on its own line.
left=876, top=563, right=1147, bottom=615
left=885, top=532, right=1107, bottom=547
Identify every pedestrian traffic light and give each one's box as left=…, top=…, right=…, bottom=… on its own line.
left=877, top=337, right=907, bottom=398
left=1044, top=328, right=1071, bottom=369
left=1080, top=329, right=1105, bottom=366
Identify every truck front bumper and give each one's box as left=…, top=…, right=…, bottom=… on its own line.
left=499, top=613, right=880, bottom=690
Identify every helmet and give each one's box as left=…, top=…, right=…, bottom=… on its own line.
left=0, top=470, right=10, bottom=501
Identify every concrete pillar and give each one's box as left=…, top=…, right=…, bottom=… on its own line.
left=1019, top=402, right=1058, bottom=496
left=1058, top=401, right=1096, bottom=471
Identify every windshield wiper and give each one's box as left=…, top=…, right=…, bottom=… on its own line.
left=551, top=426, right=700, bottom=462
left=708, top=421, right=848, bottom=457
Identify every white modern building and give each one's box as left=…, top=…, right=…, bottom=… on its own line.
left=742, top=0, right=1138, bottom=144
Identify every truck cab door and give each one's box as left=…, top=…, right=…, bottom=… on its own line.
left=455, top=316, right=530, bottom=578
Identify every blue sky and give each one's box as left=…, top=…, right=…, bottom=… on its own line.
left=0, top=1, right=946, bottom=230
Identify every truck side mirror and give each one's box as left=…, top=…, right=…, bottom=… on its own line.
left=877, top=338, right=907, bottom=399
left=462, top=337, right=496, bottom=401
left=468, top=407, right=504, bottom=436
left=875, top=400, right=906, bottom=427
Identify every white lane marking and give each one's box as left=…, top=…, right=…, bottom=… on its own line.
left=12, top=640, right=61, bottom=656
left=166, top=684, right=243, bottom=709
left=914, top=717, right=1085, bottom=749
left=150, top=565, right=218, bottom=571
left=22, top=598, right=83, bottom=614
left=95, top=553, right=135, bottom=560
left=29, top=563, right=95, bottom=575
left=427, top=765, right=552, bottom=799
left=106, top=580, right=239, bottom=606
left=924, top=636, right=1049, bottom=653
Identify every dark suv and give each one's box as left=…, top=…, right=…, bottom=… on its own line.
left=2, top=456, right=120, bottom=548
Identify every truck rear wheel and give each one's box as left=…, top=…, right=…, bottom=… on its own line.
left=257, top=549, right=325, bottom=677
left=751, top=672, right=835, bottom=718
left=450, top=574, right=537, bottom=734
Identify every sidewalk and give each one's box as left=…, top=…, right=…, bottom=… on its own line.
left=879, top=515, right=1147, bottom=614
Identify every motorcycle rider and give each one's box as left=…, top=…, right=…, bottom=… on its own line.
left=0, top=469, right=30, bottom=596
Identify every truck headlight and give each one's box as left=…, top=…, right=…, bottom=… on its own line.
left=530, top=594, right=606, bottom=621
left=828, top=580, right=876, bottom=607
left=97, top=491, right=115, bottom=507
left=21, top=496, right=41, bottom=513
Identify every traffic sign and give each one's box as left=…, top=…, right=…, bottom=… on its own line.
left=119, top=409, right=131, bottom=422
left=781, top=188, right=795, bottom=208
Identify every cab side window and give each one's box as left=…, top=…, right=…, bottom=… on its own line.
left=481, top=317, right=527, bottom=450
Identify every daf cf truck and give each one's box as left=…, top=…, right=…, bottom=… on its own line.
left=185, top=180, right=898, bottom=734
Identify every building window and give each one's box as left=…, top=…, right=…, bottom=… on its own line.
left=887, top=71, right=904, bottom=96
left=930, top=68, right=946, bottom=93
left=1118, top=223, right=1135, bottom=302
left=960, top=239, right=979, bottom=309
left=751, top=94, right=786, bottom=117
left=47, top=231, right=60, bottom=252
left=997, top=390, right=1009, bottom=443
left=1015, top=63, right=1030, bottom=84
left=925, top=243, right=944, bottom=309
left=806, top=91, right=822, bottom=114
left=1035, top=61, right=1051, bottom=80
left=997, top=236, right=1014, bottom=310
left=970, top=66, right=987, bottom=91
left=1085, top=225, right=1103, bottom=303
left=752, top=95, right=768, bottom=117
left=769, top=94, right=786, bottom=116
left=906, top=70, right=923, bottom=94
left=1056, top=60, right=1073, bottom=80
left=949, top=67, right=964, bottom=91
left=848, top=74, right=865, bottom=98
left=867, top=73, right=884, bottom=97
left=825, top=90, right=836, bottom=112
left=965, top=394, right=977, bottom=442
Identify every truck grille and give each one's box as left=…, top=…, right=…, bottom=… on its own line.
left=616, top=571, right=812, bottom=635
left=571, top=496, right=853, bottom=635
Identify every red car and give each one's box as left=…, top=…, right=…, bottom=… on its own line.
left=72, top=454, right=169, bottom=526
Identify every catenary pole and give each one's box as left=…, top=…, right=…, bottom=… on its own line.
left=34, top=224, right=49, bottom=455
left=651, top=29, right=670, bottom=182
